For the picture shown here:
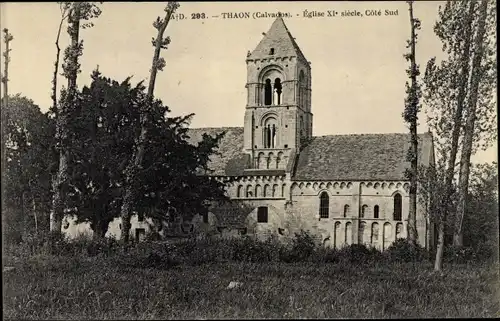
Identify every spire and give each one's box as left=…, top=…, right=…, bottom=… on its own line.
left=248, top=17, right=307, bottom=61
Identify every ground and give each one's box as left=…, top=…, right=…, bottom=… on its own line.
left=3, top=254, right=499, bottom=319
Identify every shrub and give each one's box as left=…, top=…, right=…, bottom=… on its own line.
left=335, top=244, right=383, bottom=264
left=231, top=235, right=282, bottom=263
left=115, top=241, right=181, bottom=269
left=386, top=238, right=428, bottom=262
left=71, top=236, right=120, bottom=257
left=281, top=230, right=316, bottom=262
left=310, top=246, right=339, bottom=263
left=443, top=243, right=496, bottom=264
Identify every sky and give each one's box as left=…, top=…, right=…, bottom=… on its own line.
left=0, top=1, right=497, bottom=164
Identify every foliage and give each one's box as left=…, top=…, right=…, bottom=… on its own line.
left=443, top=243, right=496, bottom=264
left=2, top=95, right=57, bottom=243
left=65, top=71, right=143, bottom=237
left=417, top=160, right=497, bottom=249
left=402, top=0, right=422, bottom=243
left=386, top=238, right=428, bottom=262
left=60, top=69, right=227, bottom=237
left=461, top=162, right=498, bottom=248
left=120, top=1, right=180, bottom=244
left=281, top=230, right=317, bottom=262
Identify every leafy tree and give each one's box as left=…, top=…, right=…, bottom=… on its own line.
left=454, top=0, right=496, bottom=246
left=403, top=0, right=421, bottom=244
left=461, top=162, right=498, bottom=249
left=423, top=0, right=496, bottom=270
left=3, top=95, right=56, bottom=242
left=65, top=69, right=228, bottom=239
left=65, top=70, right=143, bottom=238
left=51, top=2, right=101, bottom=232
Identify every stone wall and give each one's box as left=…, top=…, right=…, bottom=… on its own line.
left=61, top=177, right=431, bottom=250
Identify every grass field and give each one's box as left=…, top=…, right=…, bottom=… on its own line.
left=3, top=253, right=499, bottom=319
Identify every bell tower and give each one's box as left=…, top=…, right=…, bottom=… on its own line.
left=243, top=17, right=312, bottom=170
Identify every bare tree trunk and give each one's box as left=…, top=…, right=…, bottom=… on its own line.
left=434, top=220, right=445, bottom=270
left=434, top=0, right=476, bottom=271
left=51, top=6, right=81, bottom=233
left=453, top=0, right=489, bottom=247
left=406, top=1, right=419, bottom=244
left=49, top=9, right=69, bottom=232
left=50, top=5, right=69, bottom=119
left=1, top=29, right=13, bottom=224
left=119, top=4, right=177, bottom=245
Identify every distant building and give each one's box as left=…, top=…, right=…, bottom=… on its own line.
left=63, top=17, right=436, bottom=250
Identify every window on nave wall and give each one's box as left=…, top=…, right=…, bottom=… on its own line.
left=343, top=204, right=350, bottom=217
left=393, top=193, right=402, bottom=221
left=319, top=192, right=329, bottom=218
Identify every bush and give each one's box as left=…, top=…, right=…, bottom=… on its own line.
left=115, top=241, right=181, bottom=269
left=71, top=235, right=120, bottom=257
left=281, top=230, right=316, bottom=263
left=334, top=244, right=384, bottom=264
left=443, top=243, right=496, bottom=264
left=310, top=246, right=339, bottom=263
left=231, top=235, right=282, bottom=263
left=386, top=238, right=428, bottom=262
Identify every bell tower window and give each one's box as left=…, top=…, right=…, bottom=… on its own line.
left=263, top=116, right=278, bottom=149
left=264, top=79, right=272, bottom=106
left=273, top=78, right=282, bottom=105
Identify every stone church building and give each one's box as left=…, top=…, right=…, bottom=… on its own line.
left=63, top=17, right=436, bottom=250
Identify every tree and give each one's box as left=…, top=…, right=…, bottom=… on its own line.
left=49, top=3, right=71, bottom=119
left=50, top=2, right=101, bottom=232
left=120, top=2, right=179, bottom=244
left=66, top=70, right=143, bottom=238
left=1, top=28, right=14, bottom=226
left=3, top=95, right=56, bottom=242
left=65, top=68, right=227, bottom=239
left=422, top=0, right=483, bottom=271
left=454, top=0, right=496, bottom=247
left=461, top=162, right=498, bottom=249
left=403, top=0, right=421, bottom=245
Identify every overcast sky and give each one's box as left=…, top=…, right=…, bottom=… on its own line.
left=1, top=2, right=496, bottom=163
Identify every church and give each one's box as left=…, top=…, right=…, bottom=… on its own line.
left=63, top=17, right=436, bottom=250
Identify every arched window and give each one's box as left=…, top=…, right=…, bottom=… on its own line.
left=343, top=204, right=350, bottom=217
left=264, top=79, right=272, bottom=105
left=393, top=193, right=402, bottom=221
left=374, top=205, right=380, bottom=219
left=273, top=78, right=282, bottom=105
left=246, top=186, right=252, bottom=198
left=237, top=185, right=243, bottom=198
left=263, top=117, right=277, bottom=149
left=361, top=205, right=368, bottom=218
left=319, top=192, right=329, bottom=218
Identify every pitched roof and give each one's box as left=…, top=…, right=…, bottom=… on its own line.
left=293, top=133, right=434, bottom=181
left=187, top=128, right=434, bottom=181
left=248, top=17, right=308, bottom=62
left=186, top=127, right=248, bottom=176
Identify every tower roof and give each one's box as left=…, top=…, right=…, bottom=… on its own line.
left=248, top=17, right=307, bottom=62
